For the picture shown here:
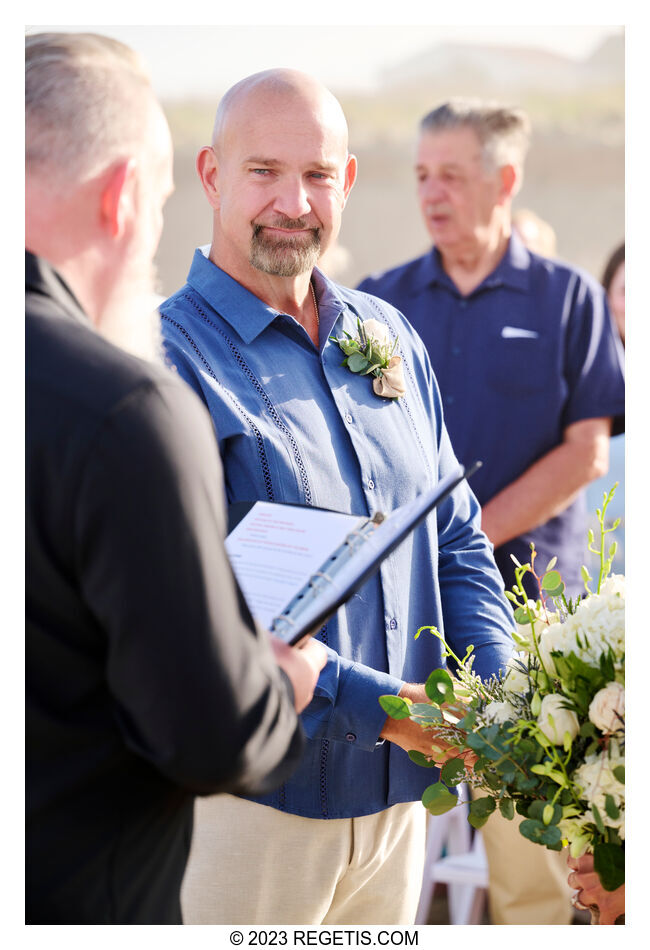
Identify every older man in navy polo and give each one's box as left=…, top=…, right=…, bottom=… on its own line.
left=359, top=99, right=624, bottom=925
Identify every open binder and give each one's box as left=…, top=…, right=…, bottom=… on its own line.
left=226, top=461, right=480, bottom=645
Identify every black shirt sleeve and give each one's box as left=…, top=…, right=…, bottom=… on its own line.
left=74, top=373, right=303, bottom=795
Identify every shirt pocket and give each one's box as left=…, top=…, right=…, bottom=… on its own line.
left=485, top=331, right=551, bottom=397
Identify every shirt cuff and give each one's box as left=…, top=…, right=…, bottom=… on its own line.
left=301, top=646, right=404, bottom=751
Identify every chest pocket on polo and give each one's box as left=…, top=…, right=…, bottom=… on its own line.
left=485, top=327, right=551, bottom=397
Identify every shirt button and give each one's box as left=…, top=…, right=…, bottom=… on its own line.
left=389, top=618, right=398, bottom=630
left=345, top=412, right=353, bottom=424
left=367, top=479, right=375, bottom=490
left=345, top=732, right=357, bottom=743
left=459, top=299, right=468, bottom=310
left=446, top=395, right=455, bottom=405
left=451, top=345, right=461, bottom=356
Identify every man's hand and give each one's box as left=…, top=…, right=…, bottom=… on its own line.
left=270, top=636, right=327, bottom=713
left=379, top=683, right=476, bottom=767
left=567, top=853, right=625, bottom=924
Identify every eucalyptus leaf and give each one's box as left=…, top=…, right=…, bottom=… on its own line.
left=347, top=352, right=369, bottom=373
left=378, top=694, right=412, bottom=720
left=499, top=798, right=515, bottom=820
left=424, top=669, right=455, bottom=705
left=542, top=570, right=562, bottom=590
left=468, top=796, right=496, bottom=829
left=408, top=703, right=443, bottom=723
left=513, top=606, right=532, bottom=625
left=440, top=758, right=467, bottom=786
left=407, top=750, right=436, bottom=768
left=613, top=765, right=625, bottom=784
left=422, top=782, right=458, bottom=816
left=593, top=842, right=625, bottom=892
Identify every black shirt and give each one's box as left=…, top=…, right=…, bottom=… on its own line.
left=26, top=252, right=303, bottom=923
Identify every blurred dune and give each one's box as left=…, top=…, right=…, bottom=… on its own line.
left=155, top=35, right=624, bottom=296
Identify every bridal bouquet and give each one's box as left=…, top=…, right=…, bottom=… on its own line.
left=380, top=486, right=625, bottom=895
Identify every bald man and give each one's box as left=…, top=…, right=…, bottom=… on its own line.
left=160, top=69, right=515, bottom=925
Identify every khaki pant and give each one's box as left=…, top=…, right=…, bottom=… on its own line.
left=181, top=795, right=426, bottom=925
left=480, top=807, right=574, bottom=924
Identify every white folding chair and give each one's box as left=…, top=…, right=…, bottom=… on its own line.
left=415, top=784, right=489, bottom=925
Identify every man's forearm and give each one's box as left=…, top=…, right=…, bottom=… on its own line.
left=481, top=417, right=612, bottom=548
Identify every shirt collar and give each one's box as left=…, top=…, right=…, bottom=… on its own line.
left=25, top=250, right=89, bottom=326
left=414, top=231, right=532, bottom=296
left=186, top=246, right=347, bottom=346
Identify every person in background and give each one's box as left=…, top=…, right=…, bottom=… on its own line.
left=160, top=69, right=515, bottom=926
left=26, top=32, right=325, bottom=924
left=512, top=207, right=557, bottom=257
left=586, top=242, right=625, bottom=570
left=601, top=242, right=625, bottom=345
left=358, top=98, right=624, bottom=925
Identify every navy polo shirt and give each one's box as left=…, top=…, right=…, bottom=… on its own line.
left=358, top=234, right=625, bottom=597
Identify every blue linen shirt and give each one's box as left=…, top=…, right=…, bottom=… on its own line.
left=359, top=234, right=625, bottom=598
left=161, top=248, right=514, bottom=819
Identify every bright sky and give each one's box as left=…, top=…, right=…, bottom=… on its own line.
left=25, top=22, right=622, bottom=98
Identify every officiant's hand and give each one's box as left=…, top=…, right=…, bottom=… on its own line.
left=270, top=636, right=327, bottom=713
left=379, top=683, right=477, bottom=766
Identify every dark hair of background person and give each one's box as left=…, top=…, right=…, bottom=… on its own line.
left=601, top=242, right=625, bottom=293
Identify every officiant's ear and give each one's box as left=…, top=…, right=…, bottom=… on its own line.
left=99, top=158, right=138, bottom=239
left=197, top=146, right=221, bottom=210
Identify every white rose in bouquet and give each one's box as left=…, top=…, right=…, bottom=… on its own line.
left=574, top=743, right=625, bottom=838
left=537, top=619, right=569, bottom=675
left=537, top=693, right=580, bottom=744
left=484, top=699, right=518, bottom=724
left=558, top=576, right=625, bottom=668
left=503, top=655, right=530, bottom=695
left=361, top=318, right=390, bottom=345
left=588, top=682, right=625, bottom=733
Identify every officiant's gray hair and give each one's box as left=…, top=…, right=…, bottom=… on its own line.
left=26, top=32, right=157, bottom=188
left=420, top=98, right=531, bottom=189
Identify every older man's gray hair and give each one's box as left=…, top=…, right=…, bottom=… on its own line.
left=420, top=99, right=531, bottom=178
left=25, top=32, right=156, bottom=188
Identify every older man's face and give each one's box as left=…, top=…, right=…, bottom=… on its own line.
left=212, top=91, right=354, bottom=281
left=415, top=125, right=502, bottom=255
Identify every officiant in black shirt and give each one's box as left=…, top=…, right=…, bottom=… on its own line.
left=25, top=32, right=325, bottom=924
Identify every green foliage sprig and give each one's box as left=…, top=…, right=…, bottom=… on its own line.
left=330, top=318, right=398, bottom=379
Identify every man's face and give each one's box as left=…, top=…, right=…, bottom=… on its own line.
left=415, top=126, right=503, bottom=254
left=211, top=91, right=355, bottom=280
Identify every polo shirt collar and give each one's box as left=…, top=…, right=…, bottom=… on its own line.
left=186, top=246, right=347, bottom=345
left=415, top=231, right=532, bottom=296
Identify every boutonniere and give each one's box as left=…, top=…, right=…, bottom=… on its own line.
left=330, top=318, right=406, bottom=399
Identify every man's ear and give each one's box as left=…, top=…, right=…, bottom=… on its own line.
left=100, top=159, right=138, bottom=239
left=196, top=146, right=221, bottom=210
left=343, top=153, right=358, bottom=205
left=498, top=163, right=518, bottom=203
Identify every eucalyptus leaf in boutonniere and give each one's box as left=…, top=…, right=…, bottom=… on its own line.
left=330, top=318, right=406, bottom=399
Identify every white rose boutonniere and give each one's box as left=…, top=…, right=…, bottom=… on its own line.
left=330, top=318, right=406, bottom=399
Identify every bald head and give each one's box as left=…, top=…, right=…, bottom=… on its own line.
left=197, top=68, right=357, bottom=288
left=212, top=69, right=349, bottom=159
